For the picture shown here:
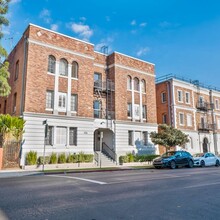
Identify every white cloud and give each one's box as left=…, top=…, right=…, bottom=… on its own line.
left=71, top=22, right=93, bottom=41
left=136, top=47, right=150, bottom=57
left=39, top=8, right=51, bottom=24
left=131, top=20, right=136, bottom=26
left=50, top=24, right=59, bottom=31
left=140, top=22, right=147, bottom=27
left=10, top=0, right=21, bottom=4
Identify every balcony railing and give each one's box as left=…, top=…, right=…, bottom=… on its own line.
left=196, top=101, right=214, bottom=111
left=94, top=80, right=115, bottom=92
left=198, top=123, right=216, bottom=131
left=94, top=109, right=115, bottom=119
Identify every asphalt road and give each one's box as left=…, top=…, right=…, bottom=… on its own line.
left=0, top=167, right=220, bottom=220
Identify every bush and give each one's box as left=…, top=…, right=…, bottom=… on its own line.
left=83, top=154, right=93, bottom=162
left=58, top=153, right=66, bottom=164
left=78, top=152, right=85, bottom=163
left=119, top=154, right=159, bottom=164
left=119, top=156, right=128, bottom=164
left=50, top=152, right=58, bottom=164
left=38, top=156, right=50, bottom=165
left=26, top=151, right=37, bottom=165
left=126, top=153, right=134, bottom=162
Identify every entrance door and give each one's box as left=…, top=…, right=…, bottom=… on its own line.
left=203, top=137, right=208, bottom=153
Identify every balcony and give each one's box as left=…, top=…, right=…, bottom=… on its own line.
left=94, top=109, right=115, bottom=119
left=196, top=101, right=214, bottom=111
left=94, top=80, right=115, bottom=92
left=198, top=123, right=216, bottom=132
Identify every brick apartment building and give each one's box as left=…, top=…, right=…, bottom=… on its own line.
left=0, top=24, right=158, bottom=166
left=156, top=74, right=220, bottom=155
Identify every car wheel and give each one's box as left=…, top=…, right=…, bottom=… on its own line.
left=155, top=166, right=161, bottom=169
left=201, top=160, right=205, bottom=167
left=188, top=160, right=194, bottom=168
left=215, top=160, right=220, bottom=167
left=170, top=160, right=176, bottom=169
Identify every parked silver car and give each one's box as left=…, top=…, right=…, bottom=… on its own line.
left=193, top=152, right=220, bottom=167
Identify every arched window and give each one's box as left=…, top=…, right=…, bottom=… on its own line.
left=59, top=58, right=68, bottom=76
left=127, top=75, right=132, bottom=90
left=141, top=79, right=146, bottom=93
left=133, top=77, right=139, bottom=91
left=48, top=55, right=56, bottom=74
left=72, top=61, right=78, bottom=78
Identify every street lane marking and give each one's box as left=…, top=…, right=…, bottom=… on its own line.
left=183, top=181, right=220, bottom=189
left=48, top=174, right=107, bottom=185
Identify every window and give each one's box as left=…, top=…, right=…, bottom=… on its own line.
left=143, top=131, right=148, bottom=145
left=58, top=92, right=66, bottom=111
left=69, top=127, right=77, bottom=145
left=177, top=90, right=183, bottom=102
left=134, top=104, right=140, bottom=119
left=94, top=72, right=102, bottom=89
left=56, top=127, right=67, bottom=145
left=94, top=100, right=101, bottom=118
left=127, top=103, right=132, bottom=117
left=199, top=96, right=204, bottom=103
left=179, top=113, right=184, bottom=125
left=133, top=77, right=139, bottom=91
left=161, top=92, right=167, bottom=103
left=128, top=131, right=133, bottom=145
left=13, top=93, right=17, bottom=113
left=141, top=79, right=146, bottom=93
left=72, top=61, right=78, bottom=78
left=45, top=126, right=53, bottom=145
left=142, top=105, right=147, bottom=119
left=48, top=55, right=56, bottom=74
left=185, top=92, right=190, bottom=104
left=216, top=99, right=219, bottom=110
left=187, top=114, right=192, bottom=127
left=71, top=94, right=78, bottom=112
left=162, top=114, right=167, bottom=124
left=127, top=75, right=132, bottom=90
left=59, top=58, right=68, bottom=76
left=15, top=60, right=19, bottom=80
left=46, top=90, right=54, bottom=109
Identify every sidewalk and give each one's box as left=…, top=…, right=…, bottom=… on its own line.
left=0, top=169, right=42, bottom=178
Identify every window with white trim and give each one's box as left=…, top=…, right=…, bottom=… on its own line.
left=143, top=131, right=148, bottom=145
left=186, top=114, right=192, bottom=127
left=177, top=90, right=183, bottom=102
left=127, top=103, right=132, bottom=117
left=69, top=127, right=77, bottom=145
left=59, top=58, right=68, bottom=76
left=134, top=77, right=139, bottom=91
left=72, top=61, right=78, bottom=78
left=161, top=92, right=166, bottom=103
left=56, top=127, right=67, bottom=145
left=71, top=94, right=78, bottom=112
left=215, top=99, right=219, bottom=110
left=128, top=130, right=133, bottom=145
left=48, top=55, right=56, bottom=74
left=127, top=75, right=132, bottom=90
left=179, top=113, right=184, bottom=125
left=141, top=79, right=146, bottom=93
left=134, top=104, right=140, bottom=120
left=46, top=90, right=54, bottom=109
left=162, top=114, right=167, bottom=124
left=45, top=126, right=54, bottom=145
left=142, top=105, right=147, bottom=119
left=185, top=92, right=190, bottom=104
left=58, top=92, right=66, bottom=111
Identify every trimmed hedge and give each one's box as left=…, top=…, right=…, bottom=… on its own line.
left=119, top=154, right=159, bottom=164
left=25, top=151, right=37, bottom=165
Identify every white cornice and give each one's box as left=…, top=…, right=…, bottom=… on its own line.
left=108, top=63, right=155, bottom=77
left=28, top=38, right=94, bottom=60
left=94, top=63, right=107, bottom=69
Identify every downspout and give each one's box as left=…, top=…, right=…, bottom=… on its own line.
left=170, top=79, right=175, bottom=127
left=167, top=81, right=171, bottom=126
left=20, top=35, right=28, bottom=116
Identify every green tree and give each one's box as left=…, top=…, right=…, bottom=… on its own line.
left=0, top=0, right=11, bottom=97
left=150, top=124, right=189, bottom=152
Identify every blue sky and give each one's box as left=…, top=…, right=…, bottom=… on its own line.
left=3, top=0, right=220, bottom=87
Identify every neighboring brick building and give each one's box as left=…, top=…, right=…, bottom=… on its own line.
left=0, top=24, right=158, bottom=166
left=156, top=74, right=220, bottom=155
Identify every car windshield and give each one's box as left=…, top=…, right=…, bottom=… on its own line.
left=162, top=152, right=175, bottom=157
left=193, top=153, right=204, bottom=157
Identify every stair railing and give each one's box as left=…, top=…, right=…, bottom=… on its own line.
left=102, top=143, right=117, bottom=162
